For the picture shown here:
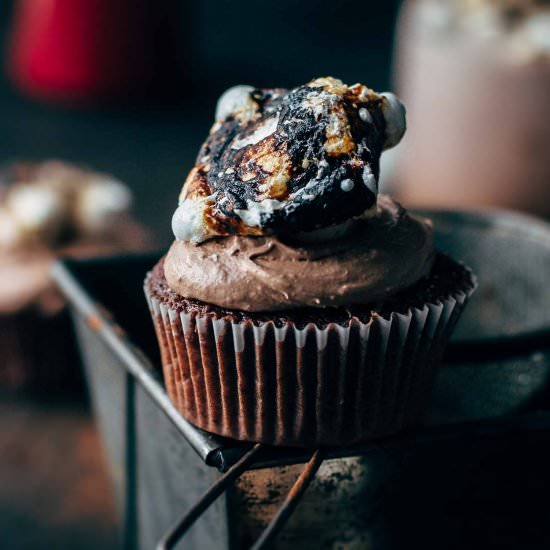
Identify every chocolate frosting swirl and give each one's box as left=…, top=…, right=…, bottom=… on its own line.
left=164, top=195, right=434, bottom=312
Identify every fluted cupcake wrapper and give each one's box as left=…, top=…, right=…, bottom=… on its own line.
left=144, top=279, right=474, bottom=447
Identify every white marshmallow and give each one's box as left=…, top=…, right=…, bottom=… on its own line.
left=362, top=165, right=378, bottom=195
left=416, top=0, right=454, bottom=32
left=234, top=198, right=284, bottom=227
left=520, top=13, right=550, bottom=56
left=215, top=85, right=255, bottom=121
left=358, top=108, right=373, bottom=124
left=380, top=92, right=407, bottom=150
left=340, top=179, right=355, bottom=192
left=172, top=196, right=213, bottom=243
left=231, top=114, right=280, bottom=150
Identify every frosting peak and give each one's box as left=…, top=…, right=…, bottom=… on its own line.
left=172, top=77, right=406, bottom=244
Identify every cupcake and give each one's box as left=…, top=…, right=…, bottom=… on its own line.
left=0, top=160, right=151, bottom=393
left=145, top=77, right=476, bottom=447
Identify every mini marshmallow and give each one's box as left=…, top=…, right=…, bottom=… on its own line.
left=358, top=108, right=373, bottom=124
left=340, top=179, right=355, bottom=192
left=172, top=196, right=214, bottom=243
left=215, top=85, right=256, bottom=121
left=362, top=166, right=378, bottom=195
left=517, top=12, right=550, bottom=57
left=380, top=93, right=407, bottom=150
left=234, top=198, right=284, bottom=228
left=416, top=0, right=454, bottom=32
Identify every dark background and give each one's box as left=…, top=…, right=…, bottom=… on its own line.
left=0, top=0, right=401, bottom=244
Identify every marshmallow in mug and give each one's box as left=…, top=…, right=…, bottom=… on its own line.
left=75, top=177, right=132, bottom=236
left=0, top=166, right=133, bottom=248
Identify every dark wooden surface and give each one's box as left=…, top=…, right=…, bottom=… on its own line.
left=0, top=398, right=119, bottom=550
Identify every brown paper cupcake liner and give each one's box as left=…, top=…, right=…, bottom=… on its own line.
left=144, top=276, right=475, bottom=447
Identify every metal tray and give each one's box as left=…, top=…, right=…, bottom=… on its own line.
left=53, top=208, right=550, bottom=549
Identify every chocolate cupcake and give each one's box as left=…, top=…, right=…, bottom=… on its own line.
left=145, top=77, right=476, bottom=446
left=0, top=160, right=152, bottom=393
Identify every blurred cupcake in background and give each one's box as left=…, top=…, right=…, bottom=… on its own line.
left=391, top=0, right=550, bottom=215
left=0, top=161, right=152, bottom=394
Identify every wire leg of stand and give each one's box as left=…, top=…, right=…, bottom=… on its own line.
left=250, top=449, right=324, bottom=550
left=156, top=443, right=263, bottom=550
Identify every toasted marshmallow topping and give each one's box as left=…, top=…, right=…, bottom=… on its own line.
left=172, top=195, right=215, bottom=243
left=381, top=93, right=407, bottom=149
left=172, top=77, right=406, bottom=243
left=215, top=85, right=256, bottom=122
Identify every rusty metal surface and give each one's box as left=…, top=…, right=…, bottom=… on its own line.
left=250, top=449, right=324, bottom=550
left=231, top=431, right=550, bottom=549
left=157, top=444, right=263, bottom=550
left=232, top=456, right=380, bottom=549
left=53, top=209, right=550, bottom=549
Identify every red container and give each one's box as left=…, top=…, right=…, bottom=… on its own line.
left=7, top=0, right=154, bottom=103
